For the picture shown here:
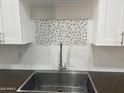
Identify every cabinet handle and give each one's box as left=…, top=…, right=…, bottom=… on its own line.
left=121, top=32, right=124, bottom=46
left=0, top=33, right=4, bottom=44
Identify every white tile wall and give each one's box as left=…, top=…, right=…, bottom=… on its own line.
left=34, top=19, right=88, bottom=46
left=0, top=44, right=124, bottom=72
left=0, top=44, right=90, bottom=70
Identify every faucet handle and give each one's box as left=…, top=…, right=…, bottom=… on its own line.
left=63, top=63, right=68, bottom=70
left=64, top=63, right=67, bottom=67
left=59, top=63, right=68, bottom=71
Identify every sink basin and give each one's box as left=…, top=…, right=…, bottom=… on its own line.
left=17, top=71, right=97, bottom=93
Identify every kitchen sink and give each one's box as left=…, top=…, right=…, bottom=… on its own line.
left=17, top=71, right=97, bottom=93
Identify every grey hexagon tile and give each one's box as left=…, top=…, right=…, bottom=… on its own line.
left=33, top=18, right=88, bottom=46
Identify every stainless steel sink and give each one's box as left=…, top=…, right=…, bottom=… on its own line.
left=17, top=71, right=97, bottom=93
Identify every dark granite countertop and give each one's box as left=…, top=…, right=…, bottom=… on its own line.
left=0, top=70, right=33, bottom=82
left=0, top=70, right=34, bottom=93
left=0, top=70, right=124, bottom=93
left=90, top=72, right=124, bottom=93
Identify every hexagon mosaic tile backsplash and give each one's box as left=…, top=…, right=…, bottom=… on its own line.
left=33, top=18, right=88, bottom=46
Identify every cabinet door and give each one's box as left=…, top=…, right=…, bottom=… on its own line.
left=1, top=0, right=22, bottom=44
left=103, top=0, right=122, bottom=46
left=119, top=0, right=124, bottom=46
left=120, top=1, right=124, bottom=28
left=0, top=0, right=3, bottom=44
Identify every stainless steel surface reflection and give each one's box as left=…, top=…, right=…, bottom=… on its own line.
left=35, top=85, right=83, bottom=92
left=17, top=71, right=97, bottom=93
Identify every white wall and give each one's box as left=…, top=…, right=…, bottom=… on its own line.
left=31, top=5, right=93, bottom=20
left=1, top=44, right=124, bottom=72
left=90, top=45, right=124, bottom=72
left=20, top=45, right=91, bottom=70
left=0, top=44, right=90, bottom=70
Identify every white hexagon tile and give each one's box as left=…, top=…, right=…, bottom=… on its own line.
left=33, top=18, right=88, bottom=46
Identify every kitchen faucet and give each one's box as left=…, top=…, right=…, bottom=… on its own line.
left=59, top=43, right=67, bottom=71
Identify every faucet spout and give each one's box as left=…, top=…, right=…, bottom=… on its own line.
left=59, top=43, right=66, bottom=71
left=59, top=43, right=62, bottom=69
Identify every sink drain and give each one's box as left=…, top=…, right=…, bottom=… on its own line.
left=57, top=89, right=63, bottom=92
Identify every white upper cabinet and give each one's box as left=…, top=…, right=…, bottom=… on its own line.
left=0, top=0, right=3, bottom=44
left=92, top=0, right=124, bottom=46
left=0, top=0, right=33, bottom=44
left=119, top=0, right=124, bottom=42
left=1, top=0, right=123, bottom=46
